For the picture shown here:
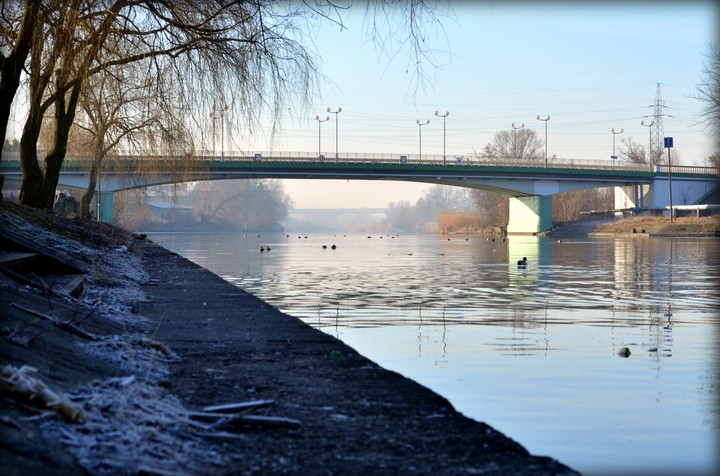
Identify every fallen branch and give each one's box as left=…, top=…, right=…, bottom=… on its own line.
left=202, top=400, right=275, bottom=414
left=11, top=303, right=98, bottom=341
left=188, top=409, right=301, bottom=430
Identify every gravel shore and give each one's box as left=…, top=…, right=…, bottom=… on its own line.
left=1, top=201, right=578, bottom=475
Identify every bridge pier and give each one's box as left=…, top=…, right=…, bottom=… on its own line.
left=95, top=191, right=115, bottom=224
left=506, top=196, right=553, bottom=234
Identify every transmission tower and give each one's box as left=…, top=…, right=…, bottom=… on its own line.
left=649, top=83, right=667, bottom=162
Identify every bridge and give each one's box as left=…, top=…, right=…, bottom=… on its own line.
left=1, top=151, right=718, bottom=233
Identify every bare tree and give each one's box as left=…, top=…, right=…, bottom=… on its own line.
left=2, top=1, right=450, bottom=210
left=468, top=189, right=509, bottom=228
left=480, top=128, right=543, bottom=161
left=384, top=200, right=418, bottom=233
left=619, top=136, right=674, bottom=167
left=553, top=188, right=612, bottom=222
left=194, top=180, right=292, bottom=231
left=695, top=43, right=720, bottom=151
left=618, top=137, right=648, bottom=164
left=75, top=56, right=189, bottom=219
left=415, top=184, right=473, bottom=223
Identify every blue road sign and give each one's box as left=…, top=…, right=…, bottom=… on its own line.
left=664, top=137, right=673, bottom=148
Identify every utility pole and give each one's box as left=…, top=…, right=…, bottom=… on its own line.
left=647, top=83, right=673, bottom=165
left=665, top=137, right=674, bottom=223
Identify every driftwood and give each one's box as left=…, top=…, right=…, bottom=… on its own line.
left=188, top=400, right=300, bottom=430
left=11, top=303, right=98, bottom=341
left=203, top=399, right=275, bottom=413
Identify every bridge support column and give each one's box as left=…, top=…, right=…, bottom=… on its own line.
left=96, top=191, right=115, bottom=224
left=507, top=196, right=553, bottom=234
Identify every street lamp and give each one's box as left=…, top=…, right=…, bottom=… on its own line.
left=315, top=114, right=330, bottom=159
left=611, top=128, right=623, bottom=165
left=416, top=119, right=430, bottom=162
left=536, top=115, right=550, bottom=167
left=327, top=107, right=342, bottom=162
left=210, top=104, right=229, bottom=161
left=435, top=110, right=449, bottom=165
left=210, top=104, right=228, bottom=161
left=511, top=122, right=524, bottom=159
left=641, top=120, right=655, bottom=171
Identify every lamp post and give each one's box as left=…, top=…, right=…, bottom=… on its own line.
left=511, top=122, right=524, bottom=159
left=536, top=115, right=550, bottom=167
left=641, top=120, right=655, bottom=171
left=416, top=119, right=430, bottom=162
left=611, top=128, right=623, bottom=166
left=435, top=110, right=449, bottom=165
left=327, top=107, right=342, bottom=162
left=210, top=104, right=229, bottom=161
left=315, top=114, right=329, bottom=159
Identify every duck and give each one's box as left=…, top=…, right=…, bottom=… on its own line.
left=331, top=244, right=337, bottom=250
left=260, top=246, right=265, bottom=252
left=517, top=257, right=528, bottom=267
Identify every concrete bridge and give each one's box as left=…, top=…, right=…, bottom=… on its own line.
left=1, top=151, right=718, bottom=233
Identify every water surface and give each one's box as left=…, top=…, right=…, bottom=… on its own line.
left=148, top=232, right=719, bottom=475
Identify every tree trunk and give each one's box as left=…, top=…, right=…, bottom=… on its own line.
left=0, top=0, right=40, bottom=158
left=80, top=175, right=97, bottom=220
left=80, top=139, right=104, bottom=220
left=18, top=117, right=44, bottom=208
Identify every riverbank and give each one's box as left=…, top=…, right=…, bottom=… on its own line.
left=0, top=201, right=578, bottom=475
left=549, top=215, right=720, bottom=237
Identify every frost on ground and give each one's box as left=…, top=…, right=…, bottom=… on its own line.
left=2, top=204, right=229, bottom=474
left=42, top=376, right=229, bottom=475
left=79, top=335, right=178, bottom=381
left=83, top=243, right=151, bottom=329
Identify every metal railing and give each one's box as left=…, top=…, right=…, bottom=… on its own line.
left=3, top=150, right=719, bottom=176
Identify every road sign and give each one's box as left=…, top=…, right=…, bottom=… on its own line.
left=400, top=155, right=408, bottom=164
left=664, top=137, right=673, bottom=148
left=611, top=155, right=618, bottom=160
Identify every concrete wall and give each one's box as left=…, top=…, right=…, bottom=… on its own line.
left=506, top=196, right=553, bottom=234
left=650, top=176, right=716, bottom=208
left=614, top=184, right=650, bottom=209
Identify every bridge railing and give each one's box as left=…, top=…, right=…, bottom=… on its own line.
left=3, top=150, right=719, bottom=176
left=655, top=164, right=720, bottom=176
left=185, top=151, right=680, bottom=173
left=142, top=150, right=660, bottom=172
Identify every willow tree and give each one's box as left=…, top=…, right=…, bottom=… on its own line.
left=75, top=61, right=171, bottom=219
left=1, top=0, right=450, bottom=211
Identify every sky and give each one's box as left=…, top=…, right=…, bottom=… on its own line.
left=257, top=1, right=718, bottom=208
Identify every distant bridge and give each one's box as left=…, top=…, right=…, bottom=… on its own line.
left=2, top=151, right=718, bottom=233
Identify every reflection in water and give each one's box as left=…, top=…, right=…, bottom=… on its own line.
left=148, top=232, right=720, bottom=476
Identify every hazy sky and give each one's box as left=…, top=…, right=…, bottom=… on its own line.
left=263, top=1, right=717, bottom=209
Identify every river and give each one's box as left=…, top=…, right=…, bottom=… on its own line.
left=147, top=231, right=719, bottom=476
